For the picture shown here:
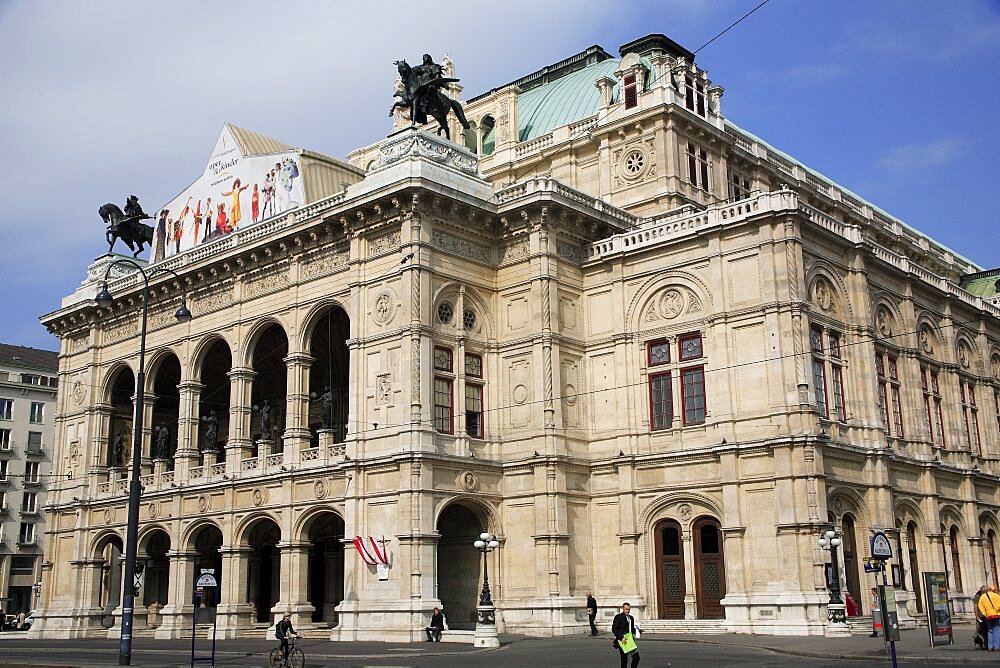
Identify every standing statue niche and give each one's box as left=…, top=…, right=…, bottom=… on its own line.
left=99, top=195, right=155, bottom=257
left=390, top=54, right=470, bottom=140
left=255, top=399, right=272, bottom=442
left=201, top=411, right=219, bottom=454
left=153, top=423, right=171, bottom=460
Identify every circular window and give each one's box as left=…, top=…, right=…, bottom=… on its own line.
left=620, top=148, right=646, bottom=179
left=437, top=302, right=454, bottom=325
left=463, top=310, right=477, bottom=330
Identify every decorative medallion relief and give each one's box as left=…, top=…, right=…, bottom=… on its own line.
left=512, top=384, right=528, bottom=405
left=104, top=508, right=115, bottom=525
left=252, top=487, right=266, bottom=507
left=812, top=278, right=834, bottom=312
left=958, top=340, right=973, bottom=369
left=197, top=495, right=210, bottom=513
left=314, top=479, right=328, bottom=500
left=612, top=138, right=657, bottom=187
left=148, top=502, right=159, bottom=520
left=371, top=290, right=398, bottom=326
left=72, top=378, right=87, bottom=405
left=459, top=470, right=479, bottom=492
left=643, top=287, right=702, bottom=324
left=875, top=305, right=893, bottom=337
left=678, top=503, right=693, bottom=520
left=919, top=325, right=935, bottom=355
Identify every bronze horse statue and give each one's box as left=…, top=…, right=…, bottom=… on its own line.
left=99, top=195, right=154, bottom=257
left=391, top=55, right=470, bottom=140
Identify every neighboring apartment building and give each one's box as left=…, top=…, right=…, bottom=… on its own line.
left=31, top=34, right=1000, bottom=640
left=0, top=343, right=58, bottom=617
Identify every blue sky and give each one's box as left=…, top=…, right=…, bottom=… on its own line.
left=1, top=0, right=998, bottom=350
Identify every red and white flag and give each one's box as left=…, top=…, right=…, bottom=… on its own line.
left=353, top=536, right=389, bottom=565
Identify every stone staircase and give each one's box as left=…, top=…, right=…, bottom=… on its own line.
left=637, top=619, right=726, bottom=635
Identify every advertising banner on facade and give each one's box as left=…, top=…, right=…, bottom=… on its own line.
left=923, top=572, right=953, bottom=646
left=150, top=126, right=304, bottom=262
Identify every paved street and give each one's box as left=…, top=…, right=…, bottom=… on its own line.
left=0, top=625, right=990, bottom=667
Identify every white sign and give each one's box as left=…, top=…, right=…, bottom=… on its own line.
left=196, top=573, right=218, bottom=588
left=871, top=531, right=892, bottom=560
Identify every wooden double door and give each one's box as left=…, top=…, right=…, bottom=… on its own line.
left=654, top=518, right=726, bottom=619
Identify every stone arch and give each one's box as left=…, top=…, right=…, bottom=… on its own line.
left=191, top=333, right=234, bottom=378
left=299, top=508, right=346, bottom=625
left=101, top=361, right=135, bottom=402
left=938, top=504, right=967, bottom=535
left=988, top=345, right=1000, bottom=380
left=435, top=498, right=497, bottom=630
left=240, top=317, right=290, bottom=369
left=434, top=494, right=501, bottom=534
left=806, top=262, right=852, bottom=320
left=297, top=299, right=349, bottom=353
left=293, top=504, right=347, bottom=542
left=234, top=512, right=283, bottom=547
left=626, top=270, right=714, bottom=332
left=639, top=491, right=723, bottom=534
left=893, top=497, right=925, bottom=527
left=91, top=529, right=123, bottom=558
left=137, top=523, right=172, bottom=549
left=181, top=519, right=224, bottom=550
left=430, top=282, right=496, bottom=340
left=144, top=346, right=184, bottom=392
left=828, top=485, right=871, bottom=530
left=980, top=510, right=1000, bottom=536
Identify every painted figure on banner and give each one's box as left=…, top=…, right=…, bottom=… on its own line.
left=222, top=178, right=249, bottom=227
left=192, top=199, right=203, bottom=245
left=154, top=210, right=168, bottom=262
left=251, top=184, right=260, bottom=223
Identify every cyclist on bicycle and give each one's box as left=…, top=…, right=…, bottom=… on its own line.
left=275, top=613, right=297, bottom=662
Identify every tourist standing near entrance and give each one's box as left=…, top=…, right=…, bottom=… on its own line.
left=978, top=586, right=1000, bottom=651
left=586, top=591, right=598, bottom=636
left=611, top=602, right=640, bottom=668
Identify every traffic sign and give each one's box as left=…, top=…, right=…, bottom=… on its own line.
left=871, top=531, right=892, bottom=560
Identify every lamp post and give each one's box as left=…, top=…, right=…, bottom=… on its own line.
left=817, top=526, right=850, bottom=635
left=472, top=530, right=500, bottom=648
left=94, top=259, right=191, bottom=665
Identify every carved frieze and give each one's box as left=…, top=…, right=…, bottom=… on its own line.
left=69, top=332, right=89, bottom=353
left=500, top=239, right=529, bottom=264
left=244, top=270, right=290, bottom=300
left=194, top=287, right=235, bottom=314
left=373, top=131, right=479, bottom=175
left=368, top=231, right=401, bottom=256
left=301, top=250, right=348, bottom=279
left=103, top=319, right=138, bottom=345
left=556, top=240, right=583, bottom=264
left=432, top=231, right=491, bottom=264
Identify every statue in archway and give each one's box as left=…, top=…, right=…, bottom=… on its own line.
left=390, top=54, right=470, bottom=140
left=154, top=423, right=171, bottom=460
left=201, top=411, right=219, bottom=453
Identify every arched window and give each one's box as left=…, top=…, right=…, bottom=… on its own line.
left=907, top=522, right=922, bottom=612
left=949, top=525, right=963, bottom=591
left=480, top=115, right=495, bottom=156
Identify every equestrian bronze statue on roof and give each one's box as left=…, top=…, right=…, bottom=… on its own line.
left=391, top=53, right=470, bottom=140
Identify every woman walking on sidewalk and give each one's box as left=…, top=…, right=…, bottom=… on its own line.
left=977, top=585, right=1000, bottom=651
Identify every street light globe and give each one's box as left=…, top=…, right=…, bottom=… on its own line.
left=817, top=536, right=827, bottom=547
left=480, top=531, right=491, bottom=541
left=95, top=283, right=114, bottom=309
left=488, top=540, right=499, bottom=549
left=831, top=536, right=842, bottom=547
left=825, top=529, right=836, bottom=540
left=474, top=540, right=485, bottom=549
left=174, top=300, right=192, bottom=323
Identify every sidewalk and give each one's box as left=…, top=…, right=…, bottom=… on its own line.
left=644, top=623, right=989, bottom=664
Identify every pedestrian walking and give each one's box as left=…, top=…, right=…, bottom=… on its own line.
left=611, top=602, right=640, bottom=668
left=979, top=585, right=1000, bottom=651
left=586, top=591, right=598, bottom=636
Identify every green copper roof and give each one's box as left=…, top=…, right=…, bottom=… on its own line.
left=960, top=271, right=1000, bottom=297
left=517, top=58, right=622, bottom=141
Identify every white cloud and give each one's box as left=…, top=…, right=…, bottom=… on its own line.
left=877, top=138, right=968, bottom=175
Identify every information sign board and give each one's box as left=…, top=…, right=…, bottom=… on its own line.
left=923, top=572, right=953, bottom=646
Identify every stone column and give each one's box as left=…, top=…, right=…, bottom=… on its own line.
left=139, top=392, right=157, bottom=474
left=226, top=367, right=256, bottom=472
left=283, top=352, right=314, bottom=465
left=272, top=541, right=315, bottom=626
left=216, top=546, right=253, bottom=638
left=174, top=381, right=204, bottom=481
left=155, top=550, right=195, bottom=639
left=90, top=403, right=114, bottom=472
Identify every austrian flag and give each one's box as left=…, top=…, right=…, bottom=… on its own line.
left=353, top=536, right=390, bottom=566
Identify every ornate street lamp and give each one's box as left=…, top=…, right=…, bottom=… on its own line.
left=472, top=530, right=500, bottom=648
left=817, top=526, right=849, bottom=634
left=94, top=259, right=191, bottom=665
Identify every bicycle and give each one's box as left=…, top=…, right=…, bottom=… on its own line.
left=269, top=634, right=305, bottom=668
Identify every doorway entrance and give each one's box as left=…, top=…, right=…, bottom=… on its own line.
left=694, top=517, right=725, bottom=619
left=654, top=519, right=685, bottom=619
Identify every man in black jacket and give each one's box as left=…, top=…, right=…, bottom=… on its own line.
left=425, top=607, right=444, bottom=641
left=275, top=613, right=297, bottom=662
left=611, top=602, right=640, bottom=668
left=586, top=592, right=599, bottom=636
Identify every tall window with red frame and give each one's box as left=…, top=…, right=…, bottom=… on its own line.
left=811, top=326, right=829, bottom=418
left=623, top=73, right=638, bottom=109
left=959, top=379, right=981, bottom=455
left=931, top=369, right=945, bottom=447
left=433, top=346, right=454, bottom=434
left=465, top=352, right=484, bottom=439
left=679, top=333, right=706, bottom=425
left=647, top=340, right=672, bottom=430
left=875, top=350, right=903, bottom=437
left=811, top=325, right=847, bottom=421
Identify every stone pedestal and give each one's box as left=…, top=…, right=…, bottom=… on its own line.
left=473, top=605, right=500, bottom=648
left=825, top=603, right=851, bottom=637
